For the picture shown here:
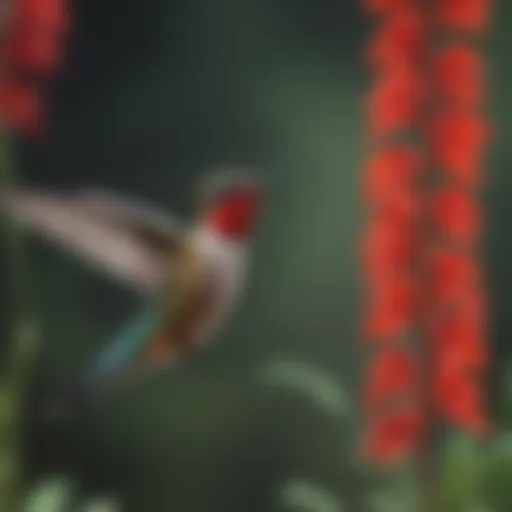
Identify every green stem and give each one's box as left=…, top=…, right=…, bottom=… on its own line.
left=0, top=130, right=41, bottom=512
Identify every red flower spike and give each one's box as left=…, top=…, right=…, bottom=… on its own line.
left=368, top=69, right=424, bottom=139
left=430, top=113, right=491, bottom=187
left=362, top=216, right=417, bottom=280
left=437, top=341, right=489, bottom=373
left=364, top=276, right=417, bottom=340
left=377, top=189, right=420, bottom=222
left=366, top=8, right=426, bottom=70
left=435, top=373, right=489, bottom=434
left=433, top=313, right=489, bottom=371
left=459, top=286, right=488, bottom=324
left=0, top=0, right=71, bottom=137
left=363, top=349, right=417, bottom=406
left=429, top=249, right=480, bottom=302
left=364, top=148, right=422, bottom=218
left=0, top=80, right=43, bottom=134
left=365, top=149, right=421, bottom=189
left=430, top=313, right=483, bottom=348
left=13, top=0, right=70, bottom=34
left=364, top=408, right=423, bottom=464
left=5, top=29, right=64, bottom=75
left=364, top=307, right=410, bottom=341
left=364, top=0, right=416, bottom=15
left=433, top=285, right=488, bottom=329
left=435, top=0, right=490, bottom=33
left=434, top=46, right=485, bottom=109
left=431, top=188, right=481, bottom=246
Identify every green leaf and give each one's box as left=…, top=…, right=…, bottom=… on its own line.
left=482, top=431, right=512, bottom=511
left=21, top=476, right=76, bottom=512
left=438, top=433, right=487, bottom=512
left=258, top=360, right=350, bottom=419
left=279, top=479, right=344, bottom=512
left=364, top=465, right=420, bottom=512
left=78, top=496, right=121, bottom=512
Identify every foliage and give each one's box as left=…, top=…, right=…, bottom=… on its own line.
left=20, top=476, right=120, bottom=512
left=261, top=357, right=512, bottom=512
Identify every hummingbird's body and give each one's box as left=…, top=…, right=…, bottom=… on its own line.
left=147, top=224, right=248, bottom=361
left=0, top=171, right=263, bottom=417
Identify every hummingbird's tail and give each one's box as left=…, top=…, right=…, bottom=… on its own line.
left=43, top=375, right=101, bottom=422
left=43, top=308, right=160, bottom=423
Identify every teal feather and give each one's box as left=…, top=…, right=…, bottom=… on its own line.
left=87, top=306, right=160, bottom=383
left=45, top=306, right=163, bottom=420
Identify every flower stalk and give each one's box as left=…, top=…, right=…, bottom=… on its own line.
left=0, top=1, right=71, bottom=509
left=0, top=128, right=41, bottom=512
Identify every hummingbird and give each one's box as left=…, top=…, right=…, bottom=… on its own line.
left=0, top=170, right=264, bottom=418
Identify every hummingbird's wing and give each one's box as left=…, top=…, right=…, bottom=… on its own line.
left=72, top=188, right=185, bottom=255
left=0, top=188, right=185, bottom=295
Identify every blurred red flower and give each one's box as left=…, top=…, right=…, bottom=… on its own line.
left=0, top=79, right=43, bottom=134
left=458, top=285, right=488, bottom=323
left=0, top=0, right=70, bottom=134
left=430, top=113, right=490, bottom=187
left=429, top=248, right=481, bottom=302
left=14, top=0, right=69, bottom=29
left=435, top=371, right=489, bottom=434
left=362, top=216, right=417, bottom=281
left=364, top=275, right=417, bottom=341
left=364, top=147, right=422, bottom=219
left=368, top=68, right=424, bottom=139
left=435, top=0, right=490, bottom=33
left=438, top=340, right=488, bottom=373
left=363, top=349, right=417, bottom=406
left=434, top=46, right=485, bottom=109
left=364, top=407, right=423, bottom=463
left=5, top=28, right=65, bottom=75
left=432, top=314, right=488, bottom=370
left=431, top=188, right=481, bottom=246
left=366, top=7, right=426, bottom=71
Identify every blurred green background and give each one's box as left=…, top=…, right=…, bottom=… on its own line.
left=1, top=0, right=511, bottom=511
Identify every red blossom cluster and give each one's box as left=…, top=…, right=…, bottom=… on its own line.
left=362, top=0, right=425, bottom=465
left=428, top=0, right=491, bottom=436
left=435, top=0, right=490, bottom=32
left=0, top=0, right=71, bottom=134
left=361, top=0, right=492, bottom=466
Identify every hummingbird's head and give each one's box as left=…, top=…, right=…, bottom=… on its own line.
left=198, top=170, right=264, bottom=241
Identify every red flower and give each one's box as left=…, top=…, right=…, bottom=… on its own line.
left=434, top=46, right=485, bottom=109
left=0, top=79, right=43, bottom=134
left=429, top=248, right=481, bottom=302
left=12, top=0, right=70, bottom=33
left=0, top=0, right=71, bottom=135
left=5, top=28, right=65, bottom=75
left=430, top=311, right=480, bottom=343
left=364, top=0, right=415, bottom=15
left=363, top=349, right=417, bottom=406
left=368, top=68, right=424, bottom=138
left=364, top=148, right=421, bottom=219
left=433, top=285, right=488, bottom=331
left=364, top=408, right=423, bottom=463
left=438, top=340, right=488, bottom=373
left=364, top=275, right=417, bottom=340
left=430, top=113, right=491, bottom=187
left=458, top=285, right=488, bottom=322
left=435, top=0, right=490, bottom=33
left=366, top=7, right=426, bottom=70
left=432, top=313, right=488, bottom=371
left=431, top=188, right=481, bottom=246
left=362, top=216, right=417, bottom=280
left=435, top=372, right=489, bottom=434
